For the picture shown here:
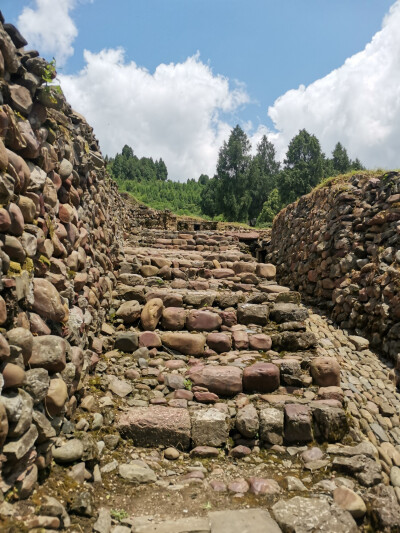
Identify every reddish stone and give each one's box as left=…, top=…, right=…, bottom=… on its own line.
left=161, top=307, right=187, bottom=330
left=310, top=357, right=341, bottom=387
left=188, top=365, right=243, bottom=396
left=139, top=331, right=162, bottom=348
left=210, top=480, right=227, bottom=491
left=29, top=313, right=51, bottom=336
left=162, top=332, right=206, bottom=356
left=173, top=389, right=193, bottom=401
left=220, top=311, right=237, bottom=327
left=190, top=446, right=220, bottom=458
left=317, top=386, right=344, bottom=403
left=229, top=445, right=251, bottom=458
left=233, top=330, right=249, bottom=350
left=8, top=202, right=24, bottom=236
left=116, top=406, right=191, bottom=449
left=206, top=332, right=232, bottom=353
left=165, top=360, right=186, bottom=370
left=186, top=310, right=222, bottom=332
left=32, top=278, right=68, bottom=323
left=249, top=334, right=272, bottom=351
left=194, top=391, right=219, bottom=403
left=248, top=477, right=281, bottom=495
left=0, top=208, right=11, bottom=232
left=210, top=268, right=235, bottom=279
left=228, top=478, right=249, bottom=493
left=243, top=363, right=280, bottom=393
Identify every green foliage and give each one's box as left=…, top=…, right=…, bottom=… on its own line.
left=42, top=58, right=57, bottom=84
left=110, top=509, right=129, bottom=522
left=183, top=378, right=193, bottom=391
left=212, top=125, right=252, bottom=222
left=278, top=129, right=324, bottom=204
left=110, top=132, right=364, bottom=226
left=257, top=188, right=282, bottom=227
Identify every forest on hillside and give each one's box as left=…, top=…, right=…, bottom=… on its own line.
left=108, top=129, right=364, bottom=226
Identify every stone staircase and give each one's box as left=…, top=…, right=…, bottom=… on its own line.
left=109, top=231, right=349, bottom=456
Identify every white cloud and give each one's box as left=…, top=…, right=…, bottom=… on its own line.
left=18, top=0, right=78, bottom=66
left=59, top=49, right=249, bottom=180
left=268, top=0, right=400, bottom=169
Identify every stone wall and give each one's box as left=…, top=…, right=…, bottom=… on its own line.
left=0, top=16, right=127, bottom=497
left=268, top=172, right=400, bottom=361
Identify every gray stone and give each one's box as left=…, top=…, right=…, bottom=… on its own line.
left=236, top=404, right=259, bottom=438
left=114, top=332, right=139, bottom=353
left=312, top=405, right=348, bottom=442
left=259, top=408, right=284, bottom=445
left=365, top=483, right=400, bottom=531
left=209, top=509, right=282, bottom=533
left=284, top=404, right=312, bottom=444
left=32, top=409, right=56, bottom=443
left=29, top=335, right=67, bottom=373
left=119, top=463, right=156, bottom=483
left=108, top=377, right=133, bottom=398
left=191, top=408, right=229, bottom=447
left=270, top=303, right=308, bottom=323
left=24, top=368, right=50, bottom=404
left=70, top=491, right=93, bottom=517
left=52, top=439, right=84, bottom=463
left=348, top=335, right=369, bottom=350
left=3, top=424, right=38, bottom=462
left=2, top=389, right=33, bottom=437
left=332, top=455, right=382, bottom=486
left=272, top=496, right=357, bottom=533
left=134, top=517, right=210, bottom=533
left=237, top=304, right=269, bottom=326
left=93, top=508, right=112, bottom=533
left=390, top=466, right=400, bottom=487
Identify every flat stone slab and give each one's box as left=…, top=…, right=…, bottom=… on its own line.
left=209, top=509, right=282, bottom=533
left=134, top=517, right=210, bottom=533
left=272, top=496, right=357, bottom=533
left=116, top=406, right=191, bottom=450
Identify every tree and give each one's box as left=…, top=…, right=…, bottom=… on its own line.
left=213, top=125, right=252, bottom=222
left=278, top=129, right=324, bottom=204
left=198, top=174, right=209, bottom=185
left=248, top=135, right=280, bottom=220
left=256, top=188, right=282, bottom=227
left=121, top=145, right=134, bottom=159
left=156, top=158, right=168, bottom=181
left=351, top=158, right=365, bottom=171
left=200, top=177, right=220, bottom=217
left=332, top=142, right=351, bottom=174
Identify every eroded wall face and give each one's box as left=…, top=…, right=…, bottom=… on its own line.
left=268, top=172, right=400, bottom=361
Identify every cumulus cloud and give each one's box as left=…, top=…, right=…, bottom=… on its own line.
left=18, top=0, right=78, bottom=66
left=268, top=0, right=400, bottom=169
left=59, top=49, right=249, bottom=180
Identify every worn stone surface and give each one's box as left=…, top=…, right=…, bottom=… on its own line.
left=116, top=406, right=191, bottom=449
left=272, top=496, right=357, bottom=533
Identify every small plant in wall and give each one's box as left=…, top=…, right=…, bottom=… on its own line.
left=183, top=378, right=193, bottom=391
left=41, top=57, right=63, bottom=102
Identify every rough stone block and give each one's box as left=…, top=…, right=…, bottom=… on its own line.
left=117, top=406, right=191, bottom=450
left=191, top=408, right=229, bottom=447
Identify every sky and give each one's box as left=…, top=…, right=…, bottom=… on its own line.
left=2, top=0, right=399, bottom=180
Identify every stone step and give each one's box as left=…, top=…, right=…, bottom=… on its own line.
left=133, top=509, right=282, bottom=533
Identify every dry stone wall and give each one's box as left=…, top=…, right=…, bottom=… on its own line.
left=268, top=172, right=400, bottom=363
left=0, top=15, right=127, bottom=498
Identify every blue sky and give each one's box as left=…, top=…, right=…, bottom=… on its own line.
left=2, top=0, right=399, bottom=179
